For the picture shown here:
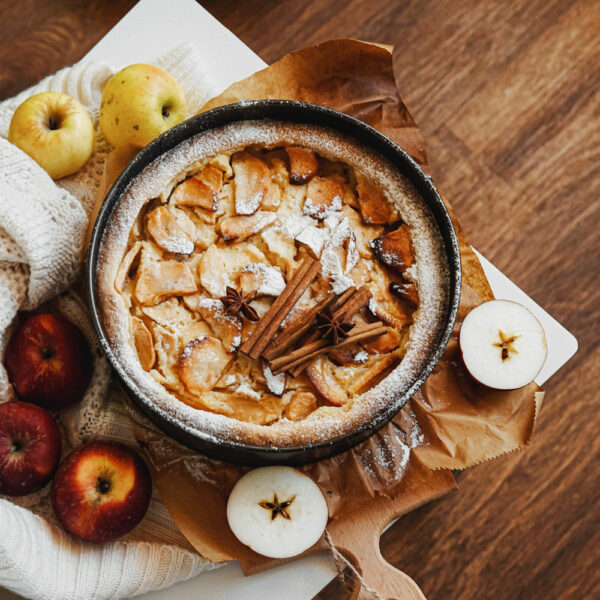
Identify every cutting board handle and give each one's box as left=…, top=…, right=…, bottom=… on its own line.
left=329, top=534, right=426, bottom=600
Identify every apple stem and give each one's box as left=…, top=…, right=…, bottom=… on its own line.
left=47, top=117, right=60, bottom=131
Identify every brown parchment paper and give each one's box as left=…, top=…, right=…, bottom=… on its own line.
left=95, top=39, right=544, bottom=572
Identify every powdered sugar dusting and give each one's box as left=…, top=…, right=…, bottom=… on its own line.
left=263, top=365, right=286, bottom=396
left=303, top=193, right=342, bottom=220
left=96, top=119, right=450, bottom=448
left=354, top=350, right=369, bottom=364
left=241, top=263, right=285, bottom=296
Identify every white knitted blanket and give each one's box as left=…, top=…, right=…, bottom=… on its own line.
left=0, top=44, right=223, bottom=600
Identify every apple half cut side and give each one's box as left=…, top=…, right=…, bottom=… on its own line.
left=459, top=299, right=547, bottom=390
left=227, top=466, right=328, bottom=559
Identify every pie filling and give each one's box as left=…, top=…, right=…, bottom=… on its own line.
left=114, top=143, right=423, bottom=425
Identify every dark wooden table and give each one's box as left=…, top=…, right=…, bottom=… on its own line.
left=1, top=1, right=598, bottom=599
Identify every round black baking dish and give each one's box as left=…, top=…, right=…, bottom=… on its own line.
left=87, top=100, right=462, bottom=466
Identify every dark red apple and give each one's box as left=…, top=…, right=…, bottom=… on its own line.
left=4, top=313, right=93, bottom=410
left=51, top=441, right=152, bottom=543
left=0, top=400, right=62, bottom=496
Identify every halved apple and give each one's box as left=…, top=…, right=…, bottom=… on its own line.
left=459, top=300, right=547, bottom=390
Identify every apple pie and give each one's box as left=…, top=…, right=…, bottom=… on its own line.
left=97, top=120, right=449, bottom=447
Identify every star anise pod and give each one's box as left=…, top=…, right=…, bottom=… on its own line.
left=220, top=286, right=259, bottom=321
left=315, top=309, right=355, bottom=344
left=258, top=493, right=296, bottom=520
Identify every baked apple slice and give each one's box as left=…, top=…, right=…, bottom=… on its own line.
left=171, top=171, right=219, bottom=212
left=367, top=296, right=413, bottom=330
left=369, top=224, right=414, bottom=273
left=305, top=355, right=347, bottom=407
left=190, top=390, right=283, bottom=425
left=115, top=241, right=142, bottom=292
left=283, top=391, right=318, bottom=421
left=327, top=343, right=367, bottom=366
left=220, top=211, right=276, bottom=243
left=361, top=328, right=403, bottom=355
left=131, top=317, right=155, bottom=371
left=141, top=297, right=195, bottom=330
left=389, top=281, right=419, bottom=306
left=196, top=298, right=242, bottom=352
left=347, top=352, right=401, bottom=395
left=232, top=151, right=271, bottom=215
left=355, top=173, right=399, bottom=225
left=146, top=206, right=194, bottom=254
left=303, top=176, right=343, bottom=220
left=262, top=183, right=281, bottom=211
left=285, top=147, right=318, bottom=185
left=179, top=336, right=233, bottom=394
left=135, top=260, right=196, bottom=306
left=198, top=243, right=266, bottom=297
left=196, top=165, right=223, bottom=196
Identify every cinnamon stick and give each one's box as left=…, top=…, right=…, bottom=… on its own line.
left=271, top=322, right=387, bottom=375
left=289, top=285, right=372, bottom=377
left=262, top=292, right=338, bottom=360
left=333, top=285, right=372, bottom=321
left=240, top=257, right=321, bottom=359
left=329, top=286, right=356, bottom=312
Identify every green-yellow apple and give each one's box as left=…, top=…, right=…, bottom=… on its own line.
left=99, top=64, right=186, bottom=148
left=8, top=91, right=94, bottom=179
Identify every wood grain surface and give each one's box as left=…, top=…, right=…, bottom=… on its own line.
left=0, top=1, right=598, bottom=599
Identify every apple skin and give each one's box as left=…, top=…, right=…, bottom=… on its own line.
left=0, top=401, right=62, bottom=496
left=8, top=91, right=94, bottom=179
left=4, top=314, right=93, bottom=410
left=51, top=441, right=152, bottom=543
left=99, top=64, right=186, bottom=148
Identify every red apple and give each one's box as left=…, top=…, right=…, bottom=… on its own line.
left=51, top=441, right=152, bottom=543
left=0, top=401, right=62, bottom=496
left=4, top=313, right=93, bottom=410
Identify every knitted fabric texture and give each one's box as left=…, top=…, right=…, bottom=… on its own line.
left=0, top=44, right=221, bottom=600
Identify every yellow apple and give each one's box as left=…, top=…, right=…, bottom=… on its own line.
left=99, top=64, right=186, bottom=148
left=8, top=91, right=94, bottom=179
